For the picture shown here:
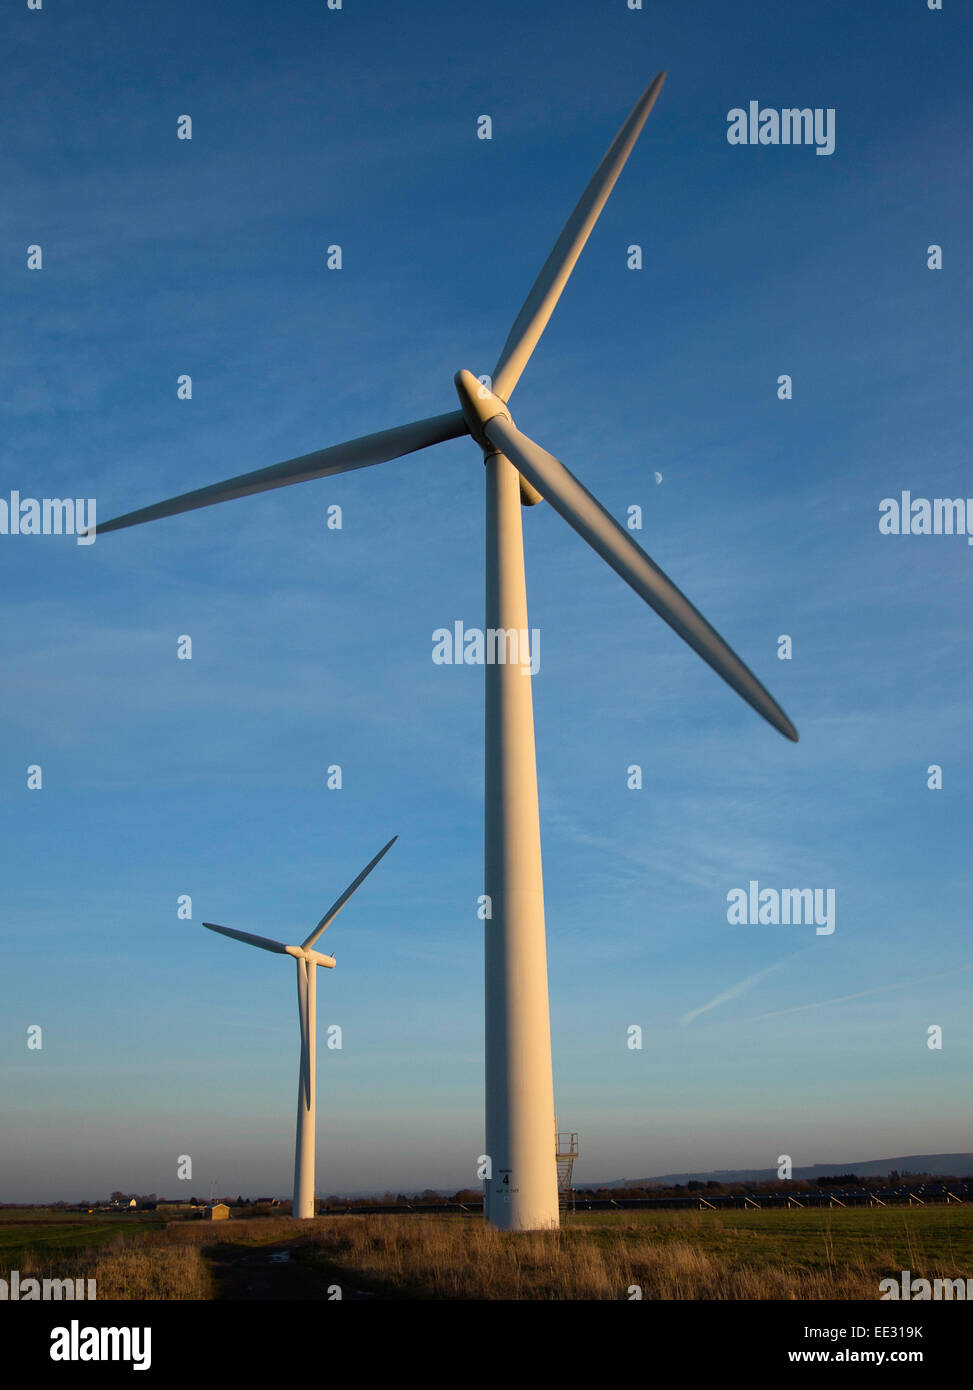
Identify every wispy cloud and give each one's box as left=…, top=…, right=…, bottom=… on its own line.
left=681, top=956, right=795, bottom=1024
left=747, top=965, right=973, bottom=1022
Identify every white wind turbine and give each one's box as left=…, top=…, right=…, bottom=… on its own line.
left=203, top=835, right=397, bottom=1219
left=90, top=71, right=797, bottom=1231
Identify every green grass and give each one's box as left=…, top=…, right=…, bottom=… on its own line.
left=0, top=1209, right=164, bottom=1272
left=562, top=1206, right=973, bottom=1278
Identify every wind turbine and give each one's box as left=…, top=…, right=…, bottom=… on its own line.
left=203, top=835, right=397, bottom=1219
left=88, top=70, right=797, bottom=1231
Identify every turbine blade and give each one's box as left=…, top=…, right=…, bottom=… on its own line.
left=88, top=411, right=469, bottom=536
left=202, top=923, right=290, bottom=954
left=296, top=958, right=311, bottom=1110
left=491, top=72, right=666, bottom=403
left=482, top=415, right=799, bottom=742
left=302, top=835, right=398, bottom=950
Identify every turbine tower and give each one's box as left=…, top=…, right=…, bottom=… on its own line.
left=203, top=836, right=397, bottom=1219
left=87, top=71, right=797, bottom=1231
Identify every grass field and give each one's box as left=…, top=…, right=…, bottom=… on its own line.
left=0, top=1209, right=163, bottom=1265
left=291, top=1206, right=973, bottom=1300
left=2, top=1206, right=971, bottom=1300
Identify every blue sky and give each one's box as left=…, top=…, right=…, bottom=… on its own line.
left=2, top=0, right=972, bottom=1201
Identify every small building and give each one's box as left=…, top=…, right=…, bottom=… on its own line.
left=208, top=1203, right=230, bottom=1221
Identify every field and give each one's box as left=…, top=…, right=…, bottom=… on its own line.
left=2, top=1205, right=971, bottom=1300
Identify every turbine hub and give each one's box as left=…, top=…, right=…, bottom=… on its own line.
left=454, top=370, right=543, bottom=505
left=454, top=370, right=512, bottom=451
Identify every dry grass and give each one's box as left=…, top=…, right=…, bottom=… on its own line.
left=6, top=1207, right=973, bottom=1300
left=7, top=1234, right=211, bottom=1301
left=293, top=1215, right=878, bottom=1299
left=294, top=1206, right=973, bottom=1299
left=90, top=1240, right=212, bottom=1300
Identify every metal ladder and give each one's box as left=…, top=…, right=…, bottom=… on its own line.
left=556, top=1129, right=579, bottom=1211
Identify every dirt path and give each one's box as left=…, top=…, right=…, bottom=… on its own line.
left=207, top=1238, right=376, bottom=1301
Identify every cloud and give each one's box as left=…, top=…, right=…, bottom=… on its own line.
left=747, top=965, right=973, bottom=1022
left=681, top=957, right=793, bottom=1024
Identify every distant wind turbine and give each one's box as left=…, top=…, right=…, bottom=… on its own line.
left=203, top=835, right=397, bottom=1219
left=90, top=70, right=797, bottom=1231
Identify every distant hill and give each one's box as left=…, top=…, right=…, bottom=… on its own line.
left=588, top=1154, right=973, bottom=1188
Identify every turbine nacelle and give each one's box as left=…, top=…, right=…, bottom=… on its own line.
left=285, top=944, right=336, bottom=969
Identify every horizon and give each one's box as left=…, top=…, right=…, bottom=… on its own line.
left=13, top=1146, right=973, bottom=1209
left=3, top=0, right=971, bottom=1204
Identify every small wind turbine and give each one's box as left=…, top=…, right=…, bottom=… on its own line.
left=88, top=71, right=797, bottom=1231
left=203, top=835, right=397, bottom=1219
